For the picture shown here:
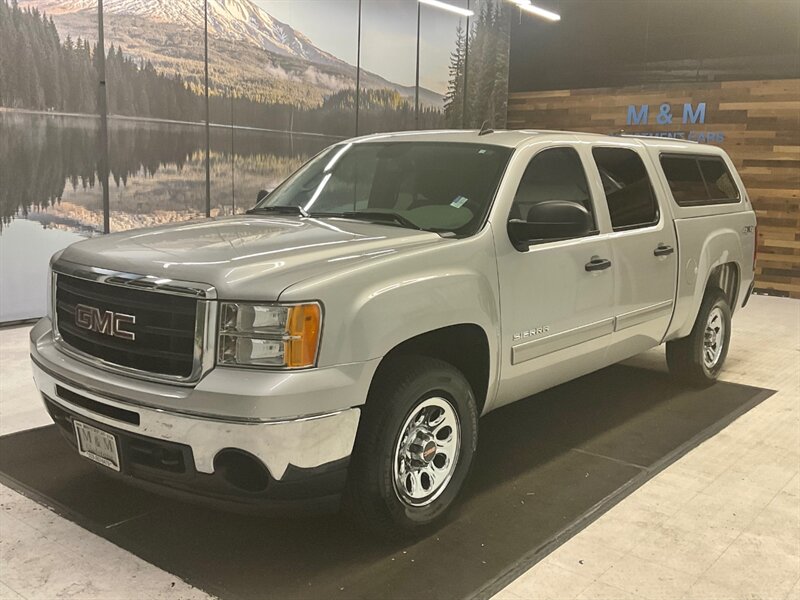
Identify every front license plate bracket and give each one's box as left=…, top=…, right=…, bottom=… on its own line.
left=74, top=420, right=121, bottom=472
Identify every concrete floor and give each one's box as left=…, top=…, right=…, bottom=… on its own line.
left=0, top=294, right=798, bottom=600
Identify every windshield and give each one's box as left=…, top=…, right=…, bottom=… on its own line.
left=254, top=142, right=513, bottom=235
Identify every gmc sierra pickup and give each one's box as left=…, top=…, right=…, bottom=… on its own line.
left=30, top=130, right=757, bottom=536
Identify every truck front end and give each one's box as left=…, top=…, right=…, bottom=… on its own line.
left=30, top=259, right=374, bottom=513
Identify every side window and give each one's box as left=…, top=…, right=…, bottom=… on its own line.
left=592, top=147, right=659, bottom=231
left=510, top=147, right=596, bottom=233
left=698, top=158, right=740, bottom=201
left=660, top=154, right=741, bottom=206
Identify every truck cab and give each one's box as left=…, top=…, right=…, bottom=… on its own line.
left=30, top=129, right=757, bottom=537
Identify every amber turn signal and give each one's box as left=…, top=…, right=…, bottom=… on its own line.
left=285, top=304, right=321, bottom=368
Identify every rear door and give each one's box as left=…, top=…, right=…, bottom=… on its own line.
left=587, top=141, right=678, bottom=362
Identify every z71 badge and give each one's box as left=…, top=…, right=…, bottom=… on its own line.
left=513, top=326, right=550, bottom=341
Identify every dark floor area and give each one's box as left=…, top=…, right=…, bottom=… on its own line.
left=0, top=365, right=772, bottom=600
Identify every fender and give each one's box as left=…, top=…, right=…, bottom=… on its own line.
left=278, top=229, right=502, bottom=408
left=666, top=214, right=751, bottom=341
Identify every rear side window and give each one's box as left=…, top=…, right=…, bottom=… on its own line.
left=660, top=154, right=740, bottom=206
left=592, top=147, right=659, bottom=230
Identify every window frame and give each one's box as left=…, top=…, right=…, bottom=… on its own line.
left=506, top=145, right=601, bottom=247
left=659, top=152, right=742, bottom=207
left=591, top=145, right=661, bottom=233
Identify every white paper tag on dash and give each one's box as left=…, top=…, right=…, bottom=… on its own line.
left=450, top=195, right=468, bottom=208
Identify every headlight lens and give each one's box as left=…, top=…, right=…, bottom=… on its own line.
left=217, top=302, right=321, bottom=368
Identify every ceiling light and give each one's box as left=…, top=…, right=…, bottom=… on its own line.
left=518, top=2, right=561, bottom=21
left=418, top=0, right=475, bottom=17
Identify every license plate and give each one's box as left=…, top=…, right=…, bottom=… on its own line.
left=74, top=421, right=120, bottom=472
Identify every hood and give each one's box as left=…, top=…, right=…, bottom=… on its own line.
left=58, top=216, right=445, bottom=300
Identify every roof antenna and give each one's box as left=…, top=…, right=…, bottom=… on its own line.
left=478, top=120, right=494, bottom=136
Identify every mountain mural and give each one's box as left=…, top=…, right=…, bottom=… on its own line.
left=20, top=0, right=444, bottom=108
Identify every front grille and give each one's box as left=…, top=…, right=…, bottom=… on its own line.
left=55, top=274, right=198, bottom=378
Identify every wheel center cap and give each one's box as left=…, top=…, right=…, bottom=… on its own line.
left=421, top=441, right=437, bottom=463
left=408, top=433, right=437, bottom=465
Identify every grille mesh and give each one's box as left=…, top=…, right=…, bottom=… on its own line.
left=55, top=274, right=198, bottom=378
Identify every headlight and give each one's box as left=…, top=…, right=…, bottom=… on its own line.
left=217, top=302, right=322, bottom=369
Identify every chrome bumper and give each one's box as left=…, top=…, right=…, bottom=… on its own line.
left=30, top=318, right=372, bottom=485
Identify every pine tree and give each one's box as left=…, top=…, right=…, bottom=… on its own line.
left=443, top=21, right=466, bottom=128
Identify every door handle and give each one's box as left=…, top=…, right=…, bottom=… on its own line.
left=585, top=257, right=612, bottom=272
left=654, top=244, right=675, bottom=257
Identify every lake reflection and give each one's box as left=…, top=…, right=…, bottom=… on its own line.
left=0, top=111, right=335, bottom=321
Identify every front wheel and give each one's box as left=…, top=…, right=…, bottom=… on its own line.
left=666, top=287, right=732, bottom=386
left=344, top=356, right=478, bottom=539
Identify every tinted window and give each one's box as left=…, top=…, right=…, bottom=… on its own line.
left=510, top=147, right=596, bottom=233
left=593, top=147, right=659, bottom=230
left=699, top=158, right=740, bottom=201
left=260, top=142, right=512, bottom=236
left=661, top=154, right=740, bottom=206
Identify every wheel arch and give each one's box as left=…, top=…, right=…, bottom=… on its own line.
left=706, top=261, right=740, bottom=311
left=370, top=324, right=492, bottom=416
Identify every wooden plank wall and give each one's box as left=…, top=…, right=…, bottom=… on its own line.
left=507, top=79, right=800, bottom=298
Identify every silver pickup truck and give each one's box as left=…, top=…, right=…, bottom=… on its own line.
left=30, top=130, right=757, bottom=537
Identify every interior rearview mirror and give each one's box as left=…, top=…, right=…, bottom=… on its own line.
left=508, top=200, right=593, bottom=251
left=256, top=189, right=271, bottom=203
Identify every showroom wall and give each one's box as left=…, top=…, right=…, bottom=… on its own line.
left=0, top=0, right=512, bottom=322
left=507, top=0, right=800, bottom=298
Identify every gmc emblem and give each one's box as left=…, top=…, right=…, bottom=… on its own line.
left=75, top=304, right=136, bottom=341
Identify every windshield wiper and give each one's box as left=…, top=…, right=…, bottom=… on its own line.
left=246, top=205, right=309, bottom=217
left=322, top=211, right=422, bottom=230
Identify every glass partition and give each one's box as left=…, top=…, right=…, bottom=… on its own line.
left=0, top=1, right=100, bottom=321
left=0, top=0, right=511, bottom=322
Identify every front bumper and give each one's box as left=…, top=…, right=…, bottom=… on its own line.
left=30, top=318, right=376, bottom=511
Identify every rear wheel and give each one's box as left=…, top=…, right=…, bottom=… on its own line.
left=666, top=287, right=732, bottom=386
left=344, top=356, right=478, bottom=539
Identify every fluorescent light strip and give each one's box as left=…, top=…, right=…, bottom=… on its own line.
left=517, top=2, right=561, bottom=21
left=418, top=0, right=474, bottom=17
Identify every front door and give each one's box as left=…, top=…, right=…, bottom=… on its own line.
left=493, top=144, right=616, bottom=408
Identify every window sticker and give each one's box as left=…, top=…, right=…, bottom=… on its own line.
left=450, top=195, right=469, bottom=208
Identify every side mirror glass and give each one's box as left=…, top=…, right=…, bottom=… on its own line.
left=256, top=189, right=271, bottom=203
left=508, top=200, right=593, bottom=250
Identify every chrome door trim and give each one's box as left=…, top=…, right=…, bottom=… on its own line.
left=511, top=317, right=615, bottom=365
left=614, top=300, right=674, bottom=332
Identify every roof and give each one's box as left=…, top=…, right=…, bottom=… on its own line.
left=348, top=128, right=718, bottom=153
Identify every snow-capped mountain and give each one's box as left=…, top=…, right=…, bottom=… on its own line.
left=25, top=0, right=343, bottom=67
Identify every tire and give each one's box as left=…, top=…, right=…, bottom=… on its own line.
left=666, top=287, right=732, bottom=387
left=344, top=355, right=478, bottom=539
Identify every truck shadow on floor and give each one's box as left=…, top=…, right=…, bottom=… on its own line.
left=0, top=364, right=771, bottom=600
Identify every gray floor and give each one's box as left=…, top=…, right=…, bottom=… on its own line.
left=1, top=294, right=798, bottom=600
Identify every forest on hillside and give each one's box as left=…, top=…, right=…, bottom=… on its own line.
left=444, top=0, right=510, bottom=129
left=1, top=0, right=509, bottom=134
left=0, top=0, right=446, bottom=135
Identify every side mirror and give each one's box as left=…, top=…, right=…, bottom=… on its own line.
left=508, top=200, right=593, bottom=251
left=256, top=189, right=271, bottom=203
